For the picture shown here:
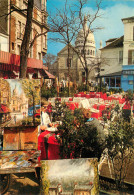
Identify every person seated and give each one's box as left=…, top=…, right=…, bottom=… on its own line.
left=39, top=98, right=57, bottom=134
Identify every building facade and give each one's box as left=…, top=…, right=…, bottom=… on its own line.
left=122, top=16, right=134, bottom=91
left=0, top=0, right=48, bottom=79
left=100, top=16, right=134, bottom=91
left=50, top=20, right=98, bottom=84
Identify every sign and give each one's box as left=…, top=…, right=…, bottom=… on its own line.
left=122, top=70, right=134, bottom=75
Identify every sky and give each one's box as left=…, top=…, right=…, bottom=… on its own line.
left=46, top=0, right=134, bottom=56
left=7, top=79, right=22, bottom=96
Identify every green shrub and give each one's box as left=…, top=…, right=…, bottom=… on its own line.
left=41, top=86, right=57, bottom=99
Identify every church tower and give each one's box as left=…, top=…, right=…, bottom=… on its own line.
left=75, top=16, right=96, bottom=59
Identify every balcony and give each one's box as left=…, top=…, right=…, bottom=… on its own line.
left=0, top=50, right=43, bottom=69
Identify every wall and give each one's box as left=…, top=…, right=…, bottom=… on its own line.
left=0, top=34, right=9, bottom=52
left=123, top=19, right=134, bottom=65
left=10, top=0, right=47, bottom=60
left=100, top=47, right=123, bottom=76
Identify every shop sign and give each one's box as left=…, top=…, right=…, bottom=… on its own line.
left=122, top=70, right=134, bottom=75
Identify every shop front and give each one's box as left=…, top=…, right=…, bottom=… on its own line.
left=122, top=65, right=134, bottom=91
left=101, top=71, right=122, bottom=90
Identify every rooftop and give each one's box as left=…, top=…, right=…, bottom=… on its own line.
left=122, top=16, right=134, bottom=21
left=101, top=36, right=124, bottom=50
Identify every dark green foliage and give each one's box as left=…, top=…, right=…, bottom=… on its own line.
left=109, top=88, right=123, bottom=94
left=59, top=87, right=68, bottom=97
left=41, top=85, right=57, bottom=100
left=106, top=114, right=134, bottom=190
left=77, top=84, right=89, bottom=92
left=114, top=104, right=120, bottom=113
left=125, top=89, right=133, bottom=103
left=57, top=106, right=105, bottom=160
left=52, top=99, right=66, bottom=122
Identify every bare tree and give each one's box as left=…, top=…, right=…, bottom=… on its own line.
left=43, top=53, right=56, bottom=71
left=48, top=0, right=80, bottom=96
left=48, top=0, right=103, bottom=87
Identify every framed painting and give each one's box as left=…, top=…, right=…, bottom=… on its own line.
left=0, top=79, right=41, bottom=127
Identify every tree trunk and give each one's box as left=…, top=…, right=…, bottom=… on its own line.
left=67, top=43, right=70, bottom=97
left=19, top=0, right=34, bottom=78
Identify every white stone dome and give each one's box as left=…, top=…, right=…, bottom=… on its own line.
left=75, top=20, right=95, bottom=48
left=75, top=18, right=96, bottom=58
left=75, top=29, right=95, bottom=47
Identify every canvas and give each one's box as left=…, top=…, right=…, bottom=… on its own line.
left=0, top=79, right=41, bottom=127
left=40, top=158, right=99, bottom=195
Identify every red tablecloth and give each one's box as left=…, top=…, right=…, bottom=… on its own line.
left=38, top=131, right=60, bottom=162
left=123, top=104, right=131, bottom=110
left=91, top=111, right=102, bottom=119
left=66, top=102, right=79, bottom=110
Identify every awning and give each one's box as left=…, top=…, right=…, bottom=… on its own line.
left=99, top=71, right=122, bottom=78
left=45, top=70, right=55, bottom=79
left=0, top=64, right=20, bottom=72
left=0, top=104, right=11, bottom=113
left=39, top=69, right=55, bottom=79
left=0, top=50, right=43, bottom=69
left=0, top=64, right=37, bottom=74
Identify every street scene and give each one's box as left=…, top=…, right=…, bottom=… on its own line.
left=0, top=79, right=41, bottom=127
left=0, top=0, right=134, bottom=195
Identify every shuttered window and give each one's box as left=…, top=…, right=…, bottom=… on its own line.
left=119, top=51, right=123, bottom=64
left=128, top=50, right=134, bottom=65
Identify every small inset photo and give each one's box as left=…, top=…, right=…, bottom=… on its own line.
left=0, top=79, right=41, bottom=127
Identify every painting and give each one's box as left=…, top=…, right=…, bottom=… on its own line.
left=0, top=79, right=41, bottom=127
left=40, top=158, right=99, bottom=195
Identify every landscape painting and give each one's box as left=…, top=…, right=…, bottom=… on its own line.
left=40, top=158, right=99, bottom=195
left=0, top=79, right=41, bottom=127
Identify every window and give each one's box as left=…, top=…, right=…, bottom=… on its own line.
left=18, top=21, right=21, bottom=34
left=12, top=42, right=14, bottom=50
left=110, top=77, right=115, bottom=87
left=17, top=21, right=22, bottom=39
left=66, top=58, right=72, bottom=67
left=116, top=77, right=121, bottom=87
left=22, top=23, right=25, bottom=34
left=105, top=78, right=109, bottom=85
left=81, top=50, right=84, bottom=54
left=129, top=80, right=133, bottom=85
left=17, top=45, right=21, bottom=55
left=128, top=50, right=134, bottom=65
left=82, top=72, right=85, bottom=76
left=38, top=52, right=41, bottom=60
left=119, top=51, right=123, bottom=64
